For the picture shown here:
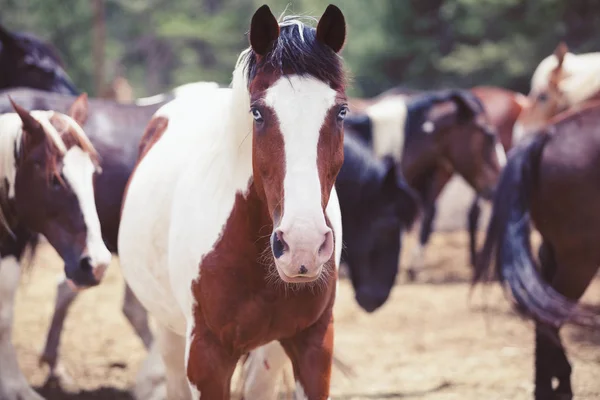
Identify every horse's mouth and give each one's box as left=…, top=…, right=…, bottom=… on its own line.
left=275, top=265, right=322, bottom=283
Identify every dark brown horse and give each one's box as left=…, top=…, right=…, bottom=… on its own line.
left=476, top=100, right=600, bottom=400
left=0, top=96, right=110, bottom=400
left=345, top=88, right=509, bottom=279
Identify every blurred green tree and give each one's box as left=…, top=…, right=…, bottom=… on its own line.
left=1, top=0, right=599, bottom=98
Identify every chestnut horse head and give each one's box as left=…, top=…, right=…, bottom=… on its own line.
left=241, top=5, right=347, bottom=283
left=0, top=95, right=110, bottom=287
left=514, top=43, right=600, bottom=142
left=0, top=24, right=78, bottom=94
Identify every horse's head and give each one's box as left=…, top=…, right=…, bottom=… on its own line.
left=0, top=24, right=78, bottom=95
left=404, top=90, right=505, bottom=199
left=337, top=141, right=419, bottom=312
left=513, top=43, right=571, bottom=142
left=3, top=95, right=110, bottom=287
left=244, top=5, right=346, bottom=283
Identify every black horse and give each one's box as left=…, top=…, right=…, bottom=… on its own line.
left=0, top=24, right=78, bottom=94
left=337, top=133, right=419, bottom=312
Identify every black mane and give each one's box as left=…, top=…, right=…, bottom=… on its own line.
left=244, top=18, right=345, bottom=88
left=4, top=32, right=66, bottom=68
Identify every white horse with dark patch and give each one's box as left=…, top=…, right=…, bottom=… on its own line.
left=0, top=95, right=110, bottom=400
left=119, top=5, right=347, bottom=399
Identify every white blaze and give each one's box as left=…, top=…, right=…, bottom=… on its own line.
left=61, top=147, right=111, bottom=274
left=264, top=75, right=336, bottom=239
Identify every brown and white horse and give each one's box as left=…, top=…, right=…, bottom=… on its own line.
left=513, top=42, right=600, bottom=142
left=119, top=5, right=347, bottom=399
left=0, top=95, right=110, bottom=400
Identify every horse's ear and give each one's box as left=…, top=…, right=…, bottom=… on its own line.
left=249, top=5, right=280, bottom=56
left=317, top=4, right=346, bottom=53
left=69, top=93, right=88, bottom=126
left=344, top=114, right=372, bottom=143
left=9, top=97, right=45, bottom=145
left=554, top=42, right=568, bottom=68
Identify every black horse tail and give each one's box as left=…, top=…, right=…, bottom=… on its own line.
left=474, top=133, right=588, bottom=328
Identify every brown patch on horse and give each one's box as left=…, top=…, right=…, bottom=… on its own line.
left=318, top=106, right=345, bottom=208
left=187, top=182, right=336, bottom=397
left=472, top=86, right=528, bottom=150
left=121, top=115, right=169, bottom=218
left=137, top=115, right=169, bottom=161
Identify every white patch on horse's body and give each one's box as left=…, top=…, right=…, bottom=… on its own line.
left=0, top=256, right=44, bottom=400
left=135, top=81, right=220, bottom=106
left=61, top=147, right=111, bottom=274
left=364, top=96, right=408, bottom=162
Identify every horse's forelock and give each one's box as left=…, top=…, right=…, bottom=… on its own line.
left=242, top=17, right=345, bottom=90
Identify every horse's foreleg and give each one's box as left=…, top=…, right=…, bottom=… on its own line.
left=0, top=255, right=44, bottom=400
left=122, top=283, right=153, bottom=349
left=407, top=165, right=453, bottom=281
left=467, top=195, right=481, bottom=268
left=39, top=277, right=78, bottom=383
left=280, top=312, right=334, bottom=400
left=186, top=321, right=238, bottom=400
left=240, top=341, right=291, bottom=400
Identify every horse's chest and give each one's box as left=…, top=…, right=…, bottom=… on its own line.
left=195, top=255, right=335, bottom=354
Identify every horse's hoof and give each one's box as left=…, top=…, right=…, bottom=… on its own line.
left=42, top=363, right=77, bottom=393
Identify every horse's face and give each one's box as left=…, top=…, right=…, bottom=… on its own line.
left=0, top=26, right=78, bottom=94
left=248, top=5, right=346, bottom=283
left=513, top=43, right=570, bottom=142
left=10, top=96, right=110, bottom=287
left=342, top=161, right=417, bottom=312
left=417, top=95, right=505, bottom=199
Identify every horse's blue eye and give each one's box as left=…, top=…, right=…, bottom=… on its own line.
left=337, top=106, right=348, bottom=121
left=251, top=108, right=263, bottom=122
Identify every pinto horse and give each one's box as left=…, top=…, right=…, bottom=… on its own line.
left=0, top=96, right=110, bottom=400
left=513, top=42, right=600, bottom=142
left=0, top=89, right=166, bottom=387
left=345, top=89, right=506, bottom=280
left=0, top=24, right=78, bottom=95
left=476, top=101, right=600, bottom=400
left=119, top=5, right=347, bottom=399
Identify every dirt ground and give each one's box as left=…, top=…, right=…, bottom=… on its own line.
left=12, top=231, right=600, bottom=400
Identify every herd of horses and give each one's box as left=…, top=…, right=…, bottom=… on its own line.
left=0, top=4, right=598, bottom=400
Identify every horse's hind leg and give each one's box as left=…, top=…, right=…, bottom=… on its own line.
left=535, top=242, right=571, bottom=400
left=40, top=276, right=78, bottom=384
left=0, top=255, right=44, bottom=400
left=122, top=283, right=153, bottom=349
left=534, top=242, right=598, bottom=400
left=467, top=195, right=481, bottom=268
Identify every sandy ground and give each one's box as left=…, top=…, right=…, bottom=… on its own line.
left=11, top=228, right=600, bottom=400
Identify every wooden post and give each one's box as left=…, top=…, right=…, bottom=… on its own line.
left=92, top=0, right=105, bottom=96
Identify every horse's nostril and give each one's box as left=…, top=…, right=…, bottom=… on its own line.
left=79, top=256, right=92, bottom=271
left=271, top=230, right=288, bottom=259
left=299, top=265, right=308, bottom=274
left=319, top=230, right=334, bottom=258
